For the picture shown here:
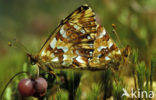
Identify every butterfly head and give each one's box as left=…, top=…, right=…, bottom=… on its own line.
left=27, top=53, right=38, bottom=65
left=121, top=45, right=131, bottom=64
left=123, top=45, right=131, bottom=57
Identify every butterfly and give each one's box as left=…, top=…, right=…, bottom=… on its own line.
left=27, top=4, right=130, bottom=74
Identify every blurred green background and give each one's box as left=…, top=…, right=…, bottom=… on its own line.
left=0, top=0, right=156, bottom=99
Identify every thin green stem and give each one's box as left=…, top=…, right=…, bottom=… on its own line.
left=0, top=71, right=29, bottom=100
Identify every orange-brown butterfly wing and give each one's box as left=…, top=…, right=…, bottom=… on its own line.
left=39, top=4, right=97, bottom=68
left=90, top=25, right=122, bottom=69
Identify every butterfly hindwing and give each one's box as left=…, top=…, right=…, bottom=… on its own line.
left=90, top=25, right=122, bottom=68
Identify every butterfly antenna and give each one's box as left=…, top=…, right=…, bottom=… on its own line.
left=112, top=24, right=123, bottom=47
left=8, top=38, right=31, bottom=55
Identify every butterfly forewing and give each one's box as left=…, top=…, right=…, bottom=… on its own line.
left=39, top=4, right=97, bottom=68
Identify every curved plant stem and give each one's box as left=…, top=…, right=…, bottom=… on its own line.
left=0, top=71, right=29, bottom=100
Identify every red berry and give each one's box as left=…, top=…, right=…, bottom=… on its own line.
left=33, top=77, right=48, bottom=97
left=18, top=79, right=35, bottom=97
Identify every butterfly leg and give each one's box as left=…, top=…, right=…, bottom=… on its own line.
left=109, top=67, right=119, bottom=84
left=49, top=70, right=56, bottom=79
left=44, top=64, right=57, bottom=79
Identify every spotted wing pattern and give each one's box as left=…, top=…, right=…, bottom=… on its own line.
left=39, top=4, right=97, bottom=68
left=90, top=25, right=122, bottom=68
left=38, top=4, right=123, bottom=70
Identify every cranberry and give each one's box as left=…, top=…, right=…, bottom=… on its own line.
left=18, top=77, right=48, bottom=97
left=33, top=77, right=48, bottom=97
left=18, top=79, right=35, bottom=97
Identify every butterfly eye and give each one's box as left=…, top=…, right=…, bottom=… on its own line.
left=27, top=54, right=37, bottom=65
left=30, top=57, right=37, bottom=65
left=31, top=61, right=36, bottom=65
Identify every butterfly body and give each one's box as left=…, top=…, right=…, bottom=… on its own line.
left=28, top=4, right=130, bottom=72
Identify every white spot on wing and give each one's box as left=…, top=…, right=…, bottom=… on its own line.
left=63, top=55, right=68, bottom=60
left=116, top=50, right=121, bottom=54
left=62, top=54, right=75, bottom=66
left=88, top=58, right=91, bottom=62
left=89, top=51, right=93, bottom=56
left=74, top=25, right=79, bottom=30
left=51, top=57, right=59, bottom=62
left=80, top=29, right=85, bottom=34
left=105, top=56, right=110, bottom=60
left=60, top=26, right=67, bottom=38
left=97, top=46, right=107, bottom=52
left=76, top=56, right=85, bottom=64
left=50, top=38, right=57, bottom=49
left=63, top=54, right=76, bottom=61
left=98, top=28, right=106, bottom=38
left=97, top=54, right=101, bottom=58
left=87, top=36, right=91, bottom=39
left=57, top=46, right=68, bottom=52
left=108, top=53, right=112, bottom=57
left=108, top=42, right=113, bottom=48
left=41, top=49, right=45, bottom=56
left=51, top=53, right=55, bottom=58
left=89, top=44, right=93, bottom=48
left=76, top=50, right=80, bottom=55
left=62, top=61, right=71, bottom=66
